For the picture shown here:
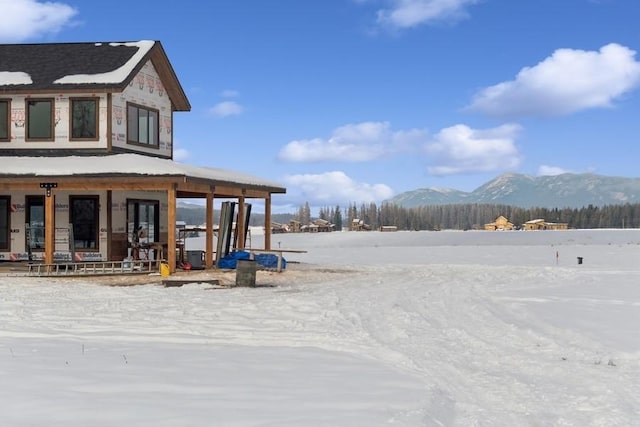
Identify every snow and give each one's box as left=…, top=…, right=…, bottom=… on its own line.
left=53, top=41, right=155, bottom=85
left=1, top=229, right=639, bottom=426
left=0, top=71, right=32, bottom=85
left=0, top=153, right=285, bottom=190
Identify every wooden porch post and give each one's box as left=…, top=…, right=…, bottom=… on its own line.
left=205, top=189, right=214, bottom=269
left=44, top=192, right=55, bottom=265
left=167, top=184, right=177, bottom=273
left=264, top=194, right=272, bottom=250
left=237, top=194, right=246, bottom=250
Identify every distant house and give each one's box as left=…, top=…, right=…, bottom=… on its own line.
left=0, top=40, right=286, bottom=272
left=302, top=218, right=334, bottom=233
left=523, top=219, right=568, bottom=231
left=484, top=215, right=515, bottom=231
left=351, top=218, right=371, bottom=231
left=379, top=225, right=398, bottom=232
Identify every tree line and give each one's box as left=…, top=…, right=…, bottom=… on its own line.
left=303, top=202, right=640, bottom=230
left=178, top=202, right=640, bottom=231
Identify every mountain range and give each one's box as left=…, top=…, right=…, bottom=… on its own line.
left=385, top=173, right=640, bottom=209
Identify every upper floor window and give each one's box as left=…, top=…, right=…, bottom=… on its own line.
left=26, top=99, right=54, bottom=141
left=70, top=98, right=99, bottom=140
left=127, top=103, right=158, bottom=147
left=0, top=99, right=11, bottom=141
left=0, top=100, right=9, bottom=142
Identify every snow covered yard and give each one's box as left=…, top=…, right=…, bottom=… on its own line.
left=1, top=229, right=639, bottom=426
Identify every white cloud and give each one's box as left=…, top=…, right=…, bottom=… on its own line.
left=220, top=89, right=239, bottom=98
left=0, top=0, right=77, bottom=42
left=209, top=101, right=244, bottom=118
left=467, top=43, right=640, bottom=118
left=537, top=165, right=570, bottom=176
left=425, top=123, right=521, bottom=175
left=278, top=121, right=426, bottom=162
left=173, top=148, right=190, bottom=161
left=376, top=0, right=479, bottom=29
left=285, top=171, right=394, bottom=205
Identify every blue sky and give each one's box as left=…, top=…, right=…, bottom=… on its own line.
left=2, top=0, right=640, bottom=213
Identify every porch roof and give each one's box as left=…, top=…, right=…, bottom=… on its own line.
left=0, top=153, right=286, bottom=195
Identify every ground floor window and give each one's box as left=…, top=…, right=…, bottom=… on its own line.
left=26, top=195, right=44, bottom=251
left=70, top=196, right=99, bottom=250
left=0, top=196, right=9, bottom=250
left=127, top=199, right=159, bottom=259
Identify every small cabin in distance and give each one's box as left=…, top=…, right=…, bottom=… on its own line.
left=484, top=215, right=515, bottom=231
left=523, top=219, right=569, bottom=231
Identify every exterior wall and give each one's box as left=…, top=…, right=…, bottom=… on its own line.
left=1, top=94, right=109, bottom=150
left=0, top=190, right=167, bottom=262
left=111, top=61, right=173, bottom=157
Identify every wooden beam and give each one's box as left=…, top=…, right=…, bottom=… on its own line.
left=237, top=195, right=246, bottom=250
left=0, top=178, right=177, bottom=191
left=205, top=190, right=214, bottom=269
left=106, top=190, right=112, bottom=261
left=265, top=194, right=272, bottom=250
left=44, top=192, right=56, bottom=265
left=212, top=185, right=270, bottom=199
left=167, top=184, right=177, bottom=273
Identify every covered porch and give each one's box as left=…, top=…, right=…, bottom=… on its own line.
left=0, top=154, right=286, bottom=273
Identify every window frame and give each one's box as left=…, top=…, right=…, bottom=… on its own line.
left=0, top=99, right=10, bottom=142
left=126, top=199, right=159, bottom=243
left=69, top=195, right=100, bottom=251
left=25, top=195, right=45, bottom=252
left=126, top=102, right=159, bottom=148
left=70, top=97, right=99, bottom=141
left=0, top=196, right=10, bottom=251
left=25, top=98, right=55, bottom=141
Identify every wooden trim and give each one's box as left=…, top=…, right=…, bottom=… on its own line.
left=237, top=196, right=246, bottom=250
left=205, top=190, right=214, bottom=269
left=44, top=193, right=55, bottom=265
left=106, top=93, right=112, bottom=152
left=265, top=195, right=272, bottom=250
left=167, top=184, right=177, bottom=273
left=106, top=190, right=112, bottom=261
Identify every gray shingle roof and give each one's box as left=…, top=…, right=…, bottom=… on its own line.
left=0, top=40, right=190, bottom=111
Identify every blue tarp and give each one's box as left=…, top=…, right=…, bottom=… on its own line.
left=217, top=251, right=286, bottom=270
left=255, top=253, right=286, bottom=270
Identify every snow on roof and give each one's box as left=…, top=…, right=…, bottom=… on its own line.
left=53, top=41, right=155, bottom=85
left=0, top=154, right=285, bottom=191
left=0, top=71, right=32, bottom=85
left=525, top=219, right=546, bottom=224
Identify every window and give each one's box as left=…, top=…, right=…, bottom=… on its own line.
left=26, top=196, right=44, bottom=251
left=26, top=99, right=54, bottom=140
left=0, top=100, right=9, bottom=142
left=0, top=196, right=9, bottom=251
left=127, top=103, right=159, bottom=147
left=70, top=98, right=98, bottom=140
left=127, top=199, right=159, bottom=243
left=70, top=196, right=99, bottom=250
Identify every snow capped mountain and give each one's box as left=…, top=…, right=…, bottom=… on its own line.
left=387, top=173, right=640, bottom=208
